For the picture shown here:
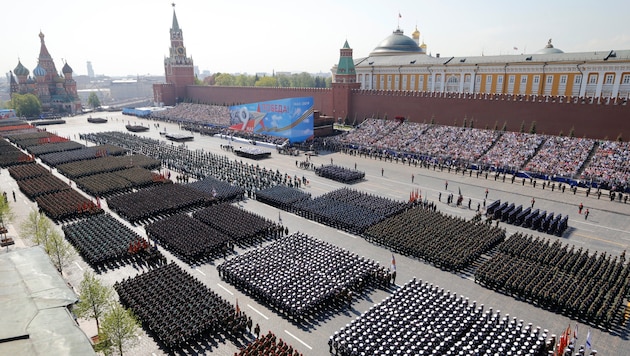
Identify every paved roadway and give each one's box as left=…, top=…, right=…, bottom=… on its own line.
left=2, top=112, right=629, bottom=355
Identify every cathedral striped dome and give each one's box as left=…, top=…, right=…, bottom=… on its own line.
left=33, top=64, right=47, bottom=77
left=14, top=61, right=29, bottom=76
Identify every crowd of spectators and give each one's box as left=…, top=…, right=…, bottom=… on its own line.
left=330, top=278, right=551, bottom=355
left=479, top=132, right=544, bottom=170
left=150, top=103, right=231, bottom=127
left=524, top=136, right=595, bottom=178
left=218, top=233, right=387, bottom=320
left=329, top=118, right=629, bottom=190
left=475, top=233, right=630, bottom=329
left=581, top=140, right=630, bottom=191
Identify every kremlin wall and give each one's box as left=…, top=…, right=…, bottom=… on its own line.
left=154, top=9, right=630, bottom=141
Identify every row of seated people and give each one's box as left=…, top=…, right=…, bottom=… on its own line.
left=363, top=205, right=505, bottom=272
left=149, top=102, right=231, bottom=126
left=328, top=118, right=627, bottom=190
left=114, top=262, right=249, bottom=349
left=62, top=213, right=165, bottom=269
left=475, top=233, right=630, bottom=329
left=218, top=233, right=387, bottom=320
left=330, top=278, right=550, bottom=355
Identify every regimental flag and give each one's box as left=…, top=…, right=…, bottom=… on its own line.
left=556, top=324, right=571, bottom=355
left=585, top=329, right=592, bottom=349
left=391, top=254, right=396, bottom=271
left=278, top=211, right=282, bottom=223
left=235, top=298, right=240, bottom=314
left=398, top=12, right=402, bottom=18
left=573, top=323, right=578, bottom=343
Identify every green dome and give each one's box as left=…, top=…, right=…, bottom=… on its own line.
left=371, top=29, right=423, bottom=56
left=14, top=60, right=30, bottom=76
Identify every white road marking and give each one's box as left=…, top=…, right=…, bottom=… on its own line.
left=337, top=230, right=357, bottom=239
left=217, top=283, right=234, bottom=295
left=195, top=268, right=206, bottom=276
left=247, top=304, right=269, bottom=320
left=284, top=329, right=312, bottom=350
left=74, top=262, right=83, bottom=271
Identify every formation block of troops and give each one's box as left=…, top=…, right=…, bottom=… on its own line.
left=63, top=213, right=165, bottom=269
left=314, top=164, right=365, bottom=184
left=364, top=205, right=506, bottom=271
left=115, top=262, right=249, bottom=350
left=475, top=233, right=630, bottom=329
left=330, top=278, right=550, bottom=355
left=218, top=233, right=387, bottom=320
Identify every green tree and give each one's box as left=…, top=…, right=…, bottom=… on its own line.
left=529, top=121, right=537, bottom=134
left=502, top=121, right=508, bottom=131
left=519, top=120, right=526, bottom=133
left=493, top=120, right=499, bottom=131
left=276, top=74, right=291, bottom=87
left=98, top=303, right=140, bottom=356
left=193, top=75, right=203, bottom=85
left=87, top=92, right=101, bottom=109
left=44, top=229, right=75, bottom=273
left=74, top=271, right=114, bottom=332
left=569, top=126, right=575, bottom=138
left=0, top=193, right=14, bottom=228
left=255, top=76, right=278, bottom=87
left=9, top=93, right=41, bottom=117
left=234, top=74, right=255, bottom=87
left=214, top=73, right=235, bottom=86
left=20, top=209, right=52, bottom=245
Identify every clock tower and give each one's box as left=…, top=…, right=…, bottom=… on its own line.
left=160, top=3, right=195, bottom=105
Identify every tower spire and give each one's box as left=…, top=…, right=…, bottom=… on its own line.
left=171, top=3, right=180, bottom=32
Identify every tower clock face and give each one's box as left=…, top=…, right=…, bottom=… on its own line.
left=177, top=47, right=184, bottom=55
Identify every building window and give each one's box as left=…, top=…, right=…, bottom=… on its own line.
left=520, top=76, right=527, bottom=84
left=575, top=75, right=582, bottom=84
left=533, top=75, right=540, bottom=84
left=476, top=76, right=481, bottom=83
left=419, top=75, right=424, bottom=82
left=546, top=75, right=553, bottom=84
left=605, top=74, right=614, bottom=84
left=588, top=74, right=598, bottom=84
left=464, top=74, right=471, bottom=83
left=486, top=76, right=492, bottom=84
left=509, top=75, right=515, bottom=84
left=560, top=75, right=567, bottom=84
left=622, top=74, right=630, bottom=84
left=497, top=76, right=503, bottom=84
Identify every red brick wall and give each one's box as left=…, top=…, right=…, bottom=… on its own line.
left=182, top=85, right=630, bottom=140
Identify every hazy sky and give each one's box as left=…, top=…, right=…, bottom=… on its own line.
left=4, top=0, right=630, bottom=77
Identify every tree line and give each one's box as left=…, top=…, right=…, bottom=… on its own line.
left=201, top=71, right=331, bottom=88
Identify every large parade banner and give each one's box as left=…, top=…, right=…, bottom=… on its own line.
left=229, top=97, right=314, bottom=143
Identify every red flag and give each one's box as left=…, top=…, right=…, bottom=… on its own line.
left=391, top=254, right=396, bottom=271
left=235, top=298, right=240, bottom=314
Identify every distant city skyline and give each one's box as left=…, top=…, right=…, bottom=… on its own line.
left=3, top=0, right=630, bottom=78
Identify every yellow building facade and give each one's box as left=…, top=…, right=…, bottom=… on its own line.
left=350, top=30, right=630, bottom=99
